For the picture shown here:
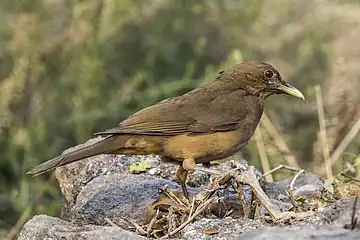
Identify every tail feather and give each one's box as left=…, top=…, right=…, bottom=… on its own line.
left=26, top=136, right=120, bottom=176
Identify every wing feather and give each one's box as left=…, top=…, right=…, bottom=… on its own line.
left=94, top=121, right=194, bottom=136
left=95, top=83, right=256, bottom=137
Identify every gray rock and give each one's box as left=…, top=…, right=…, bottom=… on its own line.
left=324, top=197, right=359, bottom=225
left=181, top=209, right=326, bottom=240
left=21, top=139, right=360, bottom=240
left=292, top=184, right=323, bottom=198
left=263, top=172, right=325, bottom=203
left=54, top=137, right=253, bottom=221
left=56, top=137, right=128, bottom=209
left=182, top=217, right=267, bottom=240
left=71, top=173, right=198, bottom=225
left=18, top=215, right=145, bottom=240
left=236, top=225, right=360, bottom=240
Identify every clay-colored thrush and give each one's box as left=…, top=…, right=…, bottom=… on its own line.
left=27, top=61, right=304, bottom=198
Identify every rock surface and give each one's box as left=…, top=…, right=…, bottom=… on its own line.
left=181, top=198, right=360, bottom=240
left=18, top=215, right=145, bottom=240
left=71, top=174, right=198, bottom=225
left=19, top=138, right=360, bottom=239
left=236, top=225, right=360, bottom=240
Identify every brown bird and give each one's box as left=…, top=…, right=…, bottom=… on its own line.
left=27, top=61, right=304, bottom=198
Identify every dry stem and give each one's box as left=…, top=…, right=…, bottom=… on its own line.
left=315, top=85, right=332, bottom=178
left=263, top=164, right=300, bottom=179
left=261, top=112, right=299, bottom=168
left=326, top=117, right=360, bottom=171
left=255, top=127, right=273, bottom=181
left=290, top=169, right=305, bottom=191
left=159, top=198, right=216, bottom=239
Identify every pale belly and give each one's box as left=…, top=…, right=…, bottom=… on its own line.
left=164, top=121, right=257, bottom=163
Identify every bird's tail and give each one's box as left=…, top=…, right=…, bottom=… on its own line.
left=26, top=135, right=122, bottom=176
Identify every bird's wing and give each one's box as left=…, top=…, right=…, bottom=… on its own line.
left=95, top=84, right=253, bottom=136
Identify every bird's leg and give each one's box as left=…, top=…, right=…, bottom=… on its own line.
left=176, top=165, right=189, bottom=199
left=176, top=157, right=197, bottom=199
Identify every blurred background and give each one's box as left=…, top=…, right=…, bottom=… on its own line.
left=1, top=0, right=360, bottom=238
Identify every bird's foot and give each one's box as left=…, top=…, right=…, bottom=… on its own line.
left=176, top=165, right=190, bottom=199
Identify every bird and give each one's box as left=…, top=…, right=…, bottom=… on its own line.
left=27, top=61, right=304, bottom=198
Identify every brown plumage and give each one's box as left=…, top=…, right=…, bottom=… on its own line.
left=27, top=61, right=304, bottom=198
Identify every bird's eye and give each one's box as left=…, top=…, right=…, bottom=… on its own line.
left=264, top=70, right=274, bottom=79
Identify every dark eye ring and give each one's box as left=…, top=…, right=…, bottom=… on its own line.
left=264, top=70, right=274, bottom=79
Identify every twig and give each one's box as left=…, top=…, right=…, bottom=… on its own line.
left=344, top=197, right=359, bottom=230
left=277, top=211, right=315, bottom=222
left=106, top=216, right=146, bottom=234
left=195, top=166, right=222, bottom=175
left=231, top=182, right=249, bottom=218
left=261, top=112, right=299, bottom=168
left=350, top=197, right=359, bottom=230
left=337, top=155, right=360, bottom=176
left=249, top=191, right=256, bottom=219
left=224, top=209, right=234, bottom=218
left=161, top=186, right=188, bottom=209
left=195, top=170, right=234, bottom=202
left=315, top=85, right=332, bottom=178
left=285, top=169, right=306, bottom=212
left=187, top=196, right=196, bottom=220
left=290, top=169, right=305, bottom=191
left=328, top=117, right=360, bottom=169
left=160, top=198, right=216, bottom=239
left=128, top=220, right=147, bottom=235
left=147, top=208, right=159, bottom=237
left=255, top=200, right=262, bottom=220
left=235, top=166, right=281, bottom=221
left=255, top=127, right=273, bottom=181
left=104, top=217, right=121, bottom=228
left=104, top=160, right=116, bottom=175
left=262, top=164, right=300, bottom=178
left=340, top=173, right=360, bottom=183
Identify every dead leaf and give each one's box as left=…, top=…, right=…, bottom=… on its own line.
left=204, top=227, right=220, bottom=235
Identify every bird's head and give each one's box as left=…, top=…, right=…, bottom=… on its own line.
left=223, top=61, right=305, bottom=100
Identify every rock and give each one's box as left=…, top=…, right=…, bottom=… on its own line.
left=70, top=174, right=198, bottom=225
left=292, top=184, right=323, bottom=198
left=182, top=217, right=267, bottom=240
left=182, top=213, right=327, bottom=240
left=324, top=197, right=360, bottom=225
left=18, top=215, right=145, bottom=240
left=20, top=138, right=360, bottom=240
left=263, top=172, right=325, bottom=203
left=55, top=137, right=127, bottom=208
left=236, top=225, right=360, bottom=240
left=54, top=137, right=253, bottom=221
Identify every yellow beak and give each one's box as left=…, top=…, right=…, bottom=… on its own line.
left=276, top=83, right=305, bottom=100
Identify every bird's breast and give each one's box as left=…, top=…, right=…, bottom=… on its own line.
left=164, top=100, right=264, bottom=163
left=164, top=128, right=248, bottom=163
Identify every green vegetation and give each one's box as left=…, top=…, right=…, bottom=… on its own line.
left=129, top=160, right=152, bottom=174
left=1, top=0, right=359, bottom=237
